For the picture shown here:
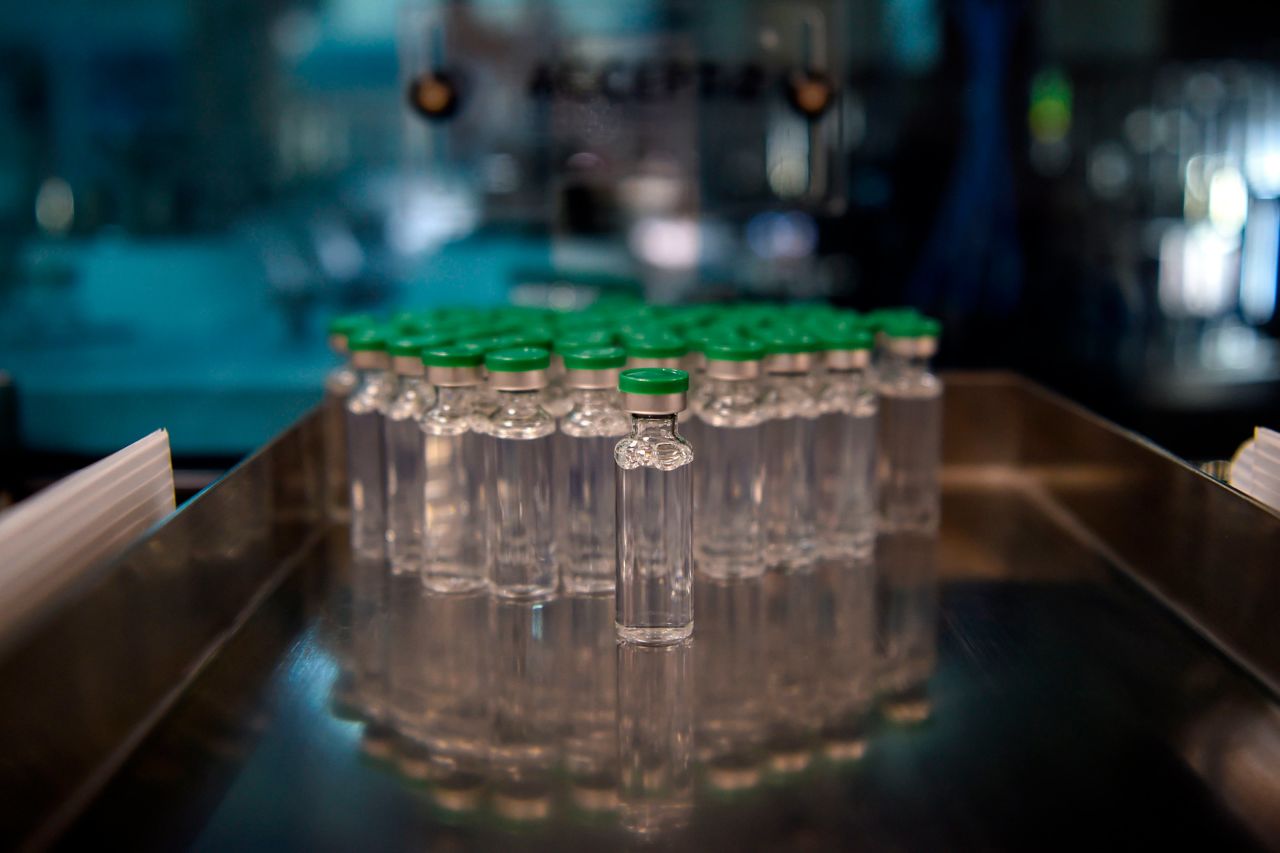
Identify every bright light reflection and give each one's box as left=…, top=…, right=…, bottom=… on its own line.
left=1241, top=198, right=1279, bottom=324
left=629, top=217, right=700, bottom=270
left=1208, top=165, right=1249, bottom=236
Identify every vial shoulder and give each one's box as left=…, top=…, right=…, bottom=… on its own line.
left=484, top=408, right=557, bottom=440
left=387, top=389, right=432, bottom=421
left=560, top=406, right=630, bottom=438
left=614, top=433, right=694, bottom=471
left=421, top=406, right=473, bottom=435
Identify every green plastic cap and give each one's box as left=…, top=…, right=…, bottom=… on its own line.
left=759, top=330, right=821, bottom=355
left=618, top=367, right=689, bottom=395
left=554, top=329, right=615, bottom=353
left=865, top=308, right=921, bottom=332
left=819, top=326, right=874, bottom=351
left=422, top=345, right=486, bottom=368
left=389, top=333, right=452, bottom=357
left=328, top=313, right=377, bottom=337
left=347, top=328, right=389, bottom=352
left=624, top=333, right=688, bottom=359
left=704, top=337, right=766, bottom=362
left=504, top=327, right=555, bottom=350
left=883, top=315, right=941, bottom=339
left=562, top=346, right=627, bottom=371
left=485, top=346, right=551, bottom=372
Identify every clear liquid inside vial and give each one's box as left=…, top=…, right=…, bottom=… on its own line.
left=615, top=415, right=694, bottom=644
left=484, top=390, right=557, bottom=599
left=385, top=376, right=433, bottom=575
left=324, top=364, right=356, bottom=522
left=692, top=376, right=765, bottom=579
left=422, top=386, right=487, bottom=593
left=558, top=388, right=629, bottom=594
left=877, top=357, right=942, bottom=531
left=815, top=369, right=878, bottom=561
left=760, top=373, right=820, bottom=571
left=346, top=368, right=395, bottom=558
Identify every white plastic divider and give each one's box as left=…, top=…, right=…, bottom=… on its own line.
left=0, top=430, right=175, bottom=646
left=1231, top=427, right=1280, bottom=512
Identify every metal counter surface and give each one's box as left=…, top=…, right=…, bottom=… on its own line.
left=2, top=375, right=1276, bottom=850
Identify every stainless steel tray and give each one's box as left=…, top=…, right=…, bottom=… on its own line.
left=3, top=373, right=1277, bottom=850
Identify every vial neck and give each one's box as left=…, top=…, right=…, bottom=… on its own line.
left=356, top=365, right=391, bottom=386
left=629, top=414, right=677, bottom=438
left=569, top=387, right=617, bottom=409
left=395, top=373, right=428, bottom=393
left=496, top=389, right=544, bottom=415
left=882, top=350, right=932, bottom=376
left=433, top=385, right=475, bottom=409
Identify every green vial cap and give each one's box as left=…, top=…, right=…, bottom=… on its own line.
left=562, top=346, right=626, bottom=371
left=422, top=344, right=486, bottom=368
left=704, top=337, right=766, bottom=362
left=554, top=329, right=615, bottom=353
left=485, top=346, right=551, bottom=372
left=389, top=333, right=452, bottom=357
left=347, top=328, right=389, bottom=352
left=504, top=327, right=555, bottom=350
left=883, top=315, right=941, bottom=339
left=624, top=334, right=688, bottom=360
left=819, top=326, right=874, bottom=351
left=759, top=331, right=821, bottom=355
left=865, top=308, right=921, bottom=332
left=328, top=313, right=377, bottom=337
left=618, top=367, right=689, bottom=396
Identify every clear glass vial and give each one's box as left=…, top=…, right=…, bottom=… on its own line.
left=482, top=347, right=558, bottom=599
left=690, top=337, right=767, bottom=579
left=384, top=335, right=444, bottom=575
left=814, top=325, right=878, bottom=561
left=545, top=330, right=611, bottom=419
left=759, top=332, right=822, bottom=571
left=557, top=346, right=630, bottom=594
left=876, top=316, right=942, bottom=531
left=345, top=328, right=396, bottom=559
left=324, top=313, right=373, bottom=522
left=614, top=368, right=695, bottom=644
left=420, top=344, right=489, bottom=593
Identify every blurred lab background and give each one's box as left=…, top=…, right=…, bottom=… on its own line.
left=1, top=0, right=1278, bottom=499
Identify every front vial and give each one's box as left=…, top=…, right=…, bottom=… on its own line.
left=615, top=368, right=694, bottom=644
left=384, top=336, right=442, bottom=575
left=345, top=329, right=397, bottom=559
left=814, top=328, right=878, bottom=561
left=483, top=347, right=558, bottom=599
left=876, top=317, right=943, bottom=532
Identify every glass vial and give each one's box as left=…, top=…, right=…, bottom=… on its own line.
left=690, top=337, right=767, bottom=579
left=324, top=314, right=371, bottom=522
left=345, top=329, right=396, bottom=559
left=759, top=333, right=822, bottom=571
left=557, top=346, right=630, bottom=594
left=384, top=336, right=440, bottom=575
left=614, top=368, right=694, bottom=644
left=814, top=327, right=878, bottom=561
left=482, top=347, right=557, bottom=599
left=420, top=345, right=488, bottom=593
left=877, top=317, right=943, bottom=531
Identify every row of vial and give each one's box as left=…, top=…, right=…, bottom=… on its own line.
left=327, top=303, right=942, bottom=643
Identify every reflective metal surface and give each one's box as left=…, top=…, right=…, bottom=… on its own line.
left=3, top=375, right=1278, bottom=850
